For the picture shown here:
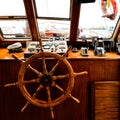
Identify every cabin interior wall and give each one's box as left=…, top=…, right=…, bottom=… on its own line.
left=0, top=58, right=120, bottom=120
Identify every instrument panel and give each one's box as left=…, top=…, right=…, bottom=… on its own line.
left=24, top=37, right=68, bottom=58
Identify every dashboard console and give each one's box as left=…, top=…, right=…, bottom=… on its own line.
left=24, top=37, right=68, bottom=58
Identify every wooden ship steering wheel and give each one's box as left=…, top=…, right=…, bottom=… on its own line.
left=5, top=41, right=88, bottom=119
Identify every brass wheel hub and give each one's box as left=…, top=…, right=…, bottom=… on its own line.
left=40, top=74, right=52, bottom=86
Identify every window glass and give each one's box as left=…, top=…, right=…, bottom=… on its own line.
left=37, top=19, right=70, bottom=38
left=0, top=0, right=31, bottom=39
left=0, top=20, right=31, bottom=38
left=0, top=0, right=25, bottom=16
left=78, top=0, right=120, bottom=38
left=35, top=0, right=71, bottom=38
left=35, top=0, right=70, bottom=18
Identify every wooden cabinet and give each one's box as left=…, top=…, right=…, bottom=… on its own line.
left=91, top=81, right=120, bottom=120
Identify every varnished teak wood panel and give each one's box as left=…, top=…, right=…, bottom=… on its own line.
left=91, top=81, right=120, bottom=120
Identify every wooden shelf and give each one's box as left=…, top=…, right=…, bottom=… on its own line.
left=68, top=50, right=120, bottom=59
left=0, top=48, right=25, bottom=59
left=0, top=48, right=120, bottom=59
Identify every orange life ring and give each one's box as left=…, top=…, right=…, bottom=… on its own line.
left=101, top=0, right=118, bottom=20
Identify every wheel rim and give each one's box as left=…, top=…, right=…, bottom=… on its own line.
left=18, top=52, right=74, bottom=108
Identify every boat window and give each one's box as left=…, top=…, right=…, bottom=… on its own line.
left=35, top=0, right=70, bottom=18
left=0, top=0, right=25, bottom=16
left=0, top=0, right=119, bottom=41
left=37, top=20, right=70, bottom=38
left=78, top=0, right=120, bottom=39
left=35, top=0, right=71, bottom=38
left=0, top=20, right=31, bottom=39
left=0, top=0, right=31, bottom=39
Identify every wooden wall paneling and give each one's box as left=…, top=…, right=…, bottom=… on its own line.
left=112, top=60, right=120, bottom=81
left=89, top=59, right=120, bottom=82
left=91, top=81, right=120, bottom=120
left=0, top=59, right=89, bottom=120
left=94, top=59, right=106, bottom=81
left=68, top=59, right=89, bottom=119
left=89, top=60, right=95, bottom=82
left=0, top=60, right=22, bottom=120
left=0, top=58, right=120, bottom=120
left=103, top=59, right=120, bottom=81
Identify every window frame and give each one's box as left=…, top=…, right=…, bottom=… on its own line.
left=0, top=0, right=119, bottom=47
left=0, top=0, right=84, bottom=46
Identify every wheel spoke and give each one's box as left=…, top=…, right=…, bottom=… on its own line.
left=4, top=78, right=40, bottom=87
left=12, top=54, right=24, bottom=64
left=4, top=82, right=18, bottom=87
left=62, top=46, right=72, bottom=57
left=74, top=71, right=88, bottom=77
left=21, top=84, right=43, bottom=112
left=52, top=81, right=64, bottom=92
left=32, top=84, right=44, bottom=98
left=69, top=94, right=80, bottom=103
left=28, top=65, right=43, bottom=77
left=23, top=78, right=40, bottom=84
left=49, top=46, right=72, bottom=76
left=46, top=86, right=52, bottom=103
left=52, top=74, right=69, bottom=81
left=21, top=101, right=29, bottom=112
left=46, top=86, right=54, bottom=119
left=50, top=106, right=54, bottom=119
left=49, top=61, right=60, bottom=76
left=52, top=82, right=80, bottom=103
left=42, top=57, right=48, bottom=74
left=12, top=54, right=43, bottom=77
